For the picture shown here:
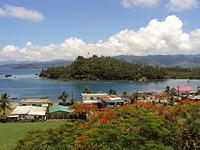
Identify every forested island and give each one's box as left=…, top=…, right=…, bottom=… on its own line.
left=39, top=55, right=200, bottom=81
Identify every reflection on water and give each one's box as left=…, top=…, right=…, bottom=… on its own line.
left=0, top=69, right=200, bottom=102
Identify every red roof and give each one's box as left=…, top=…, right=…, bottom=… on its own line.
left=110, top=96, right=118, bottom=98
left=101, top=96, right=111, bottom=101
left=175, top=87, right=193, bottom=92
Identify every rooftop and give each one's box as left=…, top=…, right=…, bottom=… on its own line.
left=83, top=100, right=101, bottom=103
left=49, top=105, right=72, bottom=113
left=175, top=87, right=193, bottom=92
left=101, top=95, right=122, bottom=102
left=11, top=106, right=47, bottom=116
left=20, top=99, right=52, bottom=104
left=81, top=93, right=108, bottom=97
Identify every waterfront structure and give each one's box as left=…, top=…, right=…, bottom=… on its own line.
left=9, top=106, right=47, bottom=120
left=19, top=98, right=52, bottom=107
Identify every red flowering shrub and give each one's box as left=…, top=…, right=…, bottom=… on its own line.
left=69, top=103, right=98, bottom=114
left=77, top=135, right=89, bottom=140
left=17, top=99, right=200, bottom=150
left=69, top=103, right=98, bottom=119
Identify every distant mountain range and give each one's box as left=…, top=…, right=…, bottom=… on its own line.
left=0, top=60, right=72, bottom=69
left=114, top=54, right=200, bottom=68
left=1, top=54, right=200, bottom=69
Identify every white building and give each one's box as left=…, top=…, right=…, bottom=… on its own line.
left=81, top=93, right=108, bottom=104
left=19, top=98, right=52, bottom=107
left=101, top=95, right=125, bottom=108
left=9, top=106, right=47, bottom=120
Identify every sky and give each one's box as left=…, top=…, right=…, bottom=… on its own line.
left=0, top=0, right=200, bottom=61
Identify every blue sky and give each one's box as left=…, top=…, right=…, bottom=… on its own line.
left=0, top=0, right=200, bottom=61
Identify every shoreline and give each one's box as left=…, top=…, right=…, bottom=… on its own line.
left=39, top=77, right=197, bottom=83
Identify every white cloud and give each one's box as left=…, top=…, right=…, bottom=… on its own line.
left=1, top=15, right=200, bottom=61
left=121, top=0, right=199, bottom=11
left=167, top=0, right=199, bottom=11
left=0, top=5, right=44, bottom=21
left=122, top=0, right=160, bottom=8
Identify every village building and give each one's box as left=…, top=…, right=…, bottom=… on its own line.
left=81, top=93, right=108, bottom=107
left=48, top=105, right=72, bottom=119
left=81, top=93, right=109, bottom=103
left=101, top=95, right=126, bottom=108
left=9, top=106, right=47, bottom=121
left=81, top=93, right=129, bottom=108
left=171, top=87, right=194, bottom=97
left=19, top=98, right=52, bottom=107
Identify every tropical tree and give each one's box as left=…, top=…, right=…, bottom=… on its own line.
left=0, top=93, right=12, bottom=115
left=82, top=87, right=91, bottom=93
left=168, top=96, right=174, bottom=106
left=108, top=89, right=116, bottom=95
left=122, top=91, right=128, bottom=98
left=130, top=92, right=140, bottom=104
left=16, top=99, right=200, bottom=150
left=69, top=103, right=98, bottom=119
left=165, top=86, right=170, bottom=94
left=57, top=91, right=69, bottom=103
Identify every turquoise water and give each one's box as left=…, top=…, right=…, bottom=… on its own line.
left=0, top=69, right=200, bottom=102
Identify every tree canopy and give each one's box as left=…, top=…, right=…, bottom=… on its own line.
left=16, top=99, right=200, bottom=150
left=39, top=56, right=166, bottom=81
left=58, top=91, right=69, bottom=103
left=0, top=93, right=11, bottom=115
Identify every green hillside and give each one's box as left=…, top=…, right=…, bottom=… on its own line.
left=39, top=55, right=166, bottom=81
left=115, top=54, right=200, bottom=68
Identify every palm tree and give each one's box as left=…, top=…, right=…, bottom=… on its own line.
left=165, top=86, right=170, bottom=94
left=122, top=91, right=128, bottom=98
left=83, top=87, right=91, bottom=93
left=58, top=91, right=69, bottom=103
left=130, top=92, right=140, bottom=104
left=108, top=89, right=116, bottom=95
left=0, top=93, right=12, bottom=115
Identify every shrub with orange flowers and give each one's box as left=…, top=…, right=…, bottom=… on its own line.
left=69, top=103, right=98, bottom=119
left=17, top=99, right=200, bottom=150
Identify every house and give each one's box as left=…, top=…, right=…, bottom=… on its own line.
left=81, top=93, right=108, bottom=107
left=19, top=98, right=52, bottom=107
left=9, top=106, right=47, bottom=120
left=171, top=87, right=193, bottom=97
left=48, top=105, right=73, bottom=119
left=101, top=95, right=126, bottom=108
left=175, top=87, right=193, bottom=92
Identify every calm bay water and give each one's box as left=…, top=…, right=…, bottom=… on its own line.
left=0, top=69, right=200, bottom=102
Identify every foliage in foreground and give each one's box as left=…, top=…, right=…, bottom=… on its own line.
left=16, top=100, right=200, bottom=150
left=0, top=120, right=67, bottom=150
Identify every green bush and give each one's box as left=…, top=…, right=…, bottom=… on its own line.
left=0, top=115, right=7, bottom=123
left=16, top=100, right=200, bottom=150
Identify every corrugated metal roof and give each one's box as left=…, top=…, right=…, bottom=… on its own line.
left=11, top=106, right=31, bottom=115
left=83, top=100, right=100, bottom=103
left=11, top=106, right=47, bottom=116
left=20, top=99, right=51, bottom=103
left=28, top=107, right=47, bottom=116
left=81, top=93, right=108, bottom=97
left=101, top=96, right=122, bottom=102
left=49, top=105, right=72, bottom=113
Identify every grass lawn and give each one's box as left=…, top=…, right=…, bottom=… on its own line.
left=0, top=120, right=67, bottom=150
